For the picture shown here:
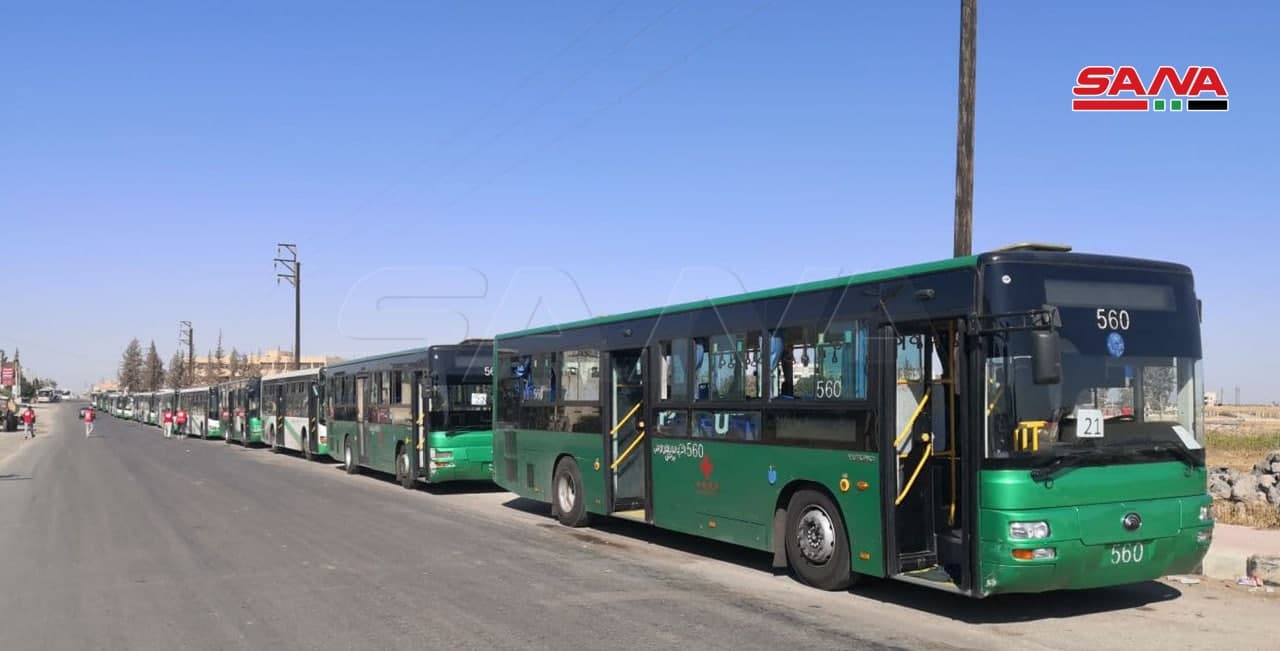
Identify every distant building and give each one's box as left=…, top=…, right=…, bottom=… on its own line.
left=92, top=380, right=121, bottom=393
left=192, top=348, right=343, bottom=383
left=1204, top=391, right=1218, bottom=407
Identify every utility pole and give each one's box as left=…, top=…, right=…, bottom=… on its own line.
left=179, top=321, right=194, bottom=387
left=274, top=243, right=301, bottom=370
left=953, top=0, right=978, bottom=257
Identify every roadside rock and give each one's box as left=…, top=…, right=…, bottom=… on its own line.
left=1214, top=452, right=1280, bottom=508
left=1246, top=554, right=1280, bottom=586
left=1209, top=471, right=1234, bottom=500
left=1231, top=474, right=1264, bottom=502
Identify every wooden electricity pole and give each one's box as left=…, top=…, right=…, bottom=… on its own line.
left=953, top=0, right=977, bottom=257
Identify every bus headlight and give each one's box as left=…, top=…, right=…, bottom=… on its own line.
left=1199, top=505, right=1212, bottom=522
left=1009, top=521, right=1051, bottom=540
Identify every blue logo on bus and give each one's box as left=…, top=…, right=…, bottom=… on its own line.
left=767, top=466, right=777, bottom=485
left=1106, top=332, right=1125, bottom=358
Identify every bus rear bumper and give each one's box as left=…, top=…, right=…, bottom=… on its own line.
left=980, top=525, right=1212, bottom=595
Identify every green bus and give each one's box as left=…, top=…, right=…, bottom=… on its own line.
left=491, top=245, right=1212, bottom=597
left=177, top=386, right=214, bottom=438
left=261, top=367, right=326, bottom=459
left=326, top=341, right=496, bottom=488
left=133, top=391, right=154, bottom=425
left=220, top=377, right=263, bottom=446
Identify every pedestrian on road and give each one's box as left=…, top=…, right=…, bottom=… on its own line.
left=162, top=407, right=173, bottom=439
left=83, top=405, right=96, bottom=437
left=175, top=407, right=188, bottom=439
left=21, top=406, right=35, bottom=439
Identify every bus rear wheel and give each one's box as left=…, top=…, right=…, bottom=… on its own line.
left=784, top=489, right=854, bottom=591
left=396, top=446, right=414, bottom=490
left=344, top=437, right=359, bottom=475
left=553, top=459, right=589, bottom=528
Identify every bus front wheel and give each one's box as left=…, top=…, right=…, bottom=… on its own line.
left=553, top=459, right=589, bottom=528
left=784, top=489, right=853, bottom=591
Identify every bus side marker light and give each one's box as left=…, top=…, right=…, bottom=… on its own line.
left=858, top=552, right=871, bottom=561
left=593, top=458, right=601, bottom=471
left=708, top=519, right=717, bottom=529
left=856, top=481, right=869, bottom=491
left=839, top=478, right=851, bottom=492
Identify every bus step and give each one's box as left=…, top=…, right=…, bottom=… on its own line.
left=897, top=550, right=937, bottom=572
left=612, top=509, right=646, bottom=523
left=893, top=565, right=963, bottom=595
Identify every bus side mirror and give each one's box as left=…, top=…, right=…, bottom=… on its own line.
left=1031, top=330, right=1062, bottom=385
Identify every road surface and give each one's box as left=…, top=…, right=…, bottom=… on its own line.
left=0, top=403, right=1274, bottom=650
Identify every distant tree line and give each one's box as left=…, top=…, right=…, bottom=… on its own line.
left=117, top=331, right=261, bottom=391
left=20, top=375, right=56, bottom=397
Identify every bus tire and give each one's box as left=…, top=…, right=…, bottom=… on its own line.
left=344, top=437, right=359, bottom=475
left=553, top=458, right=589, bottom=528
left=784, top=489, right=853, bottom=591
left=397, top=445, right=414, bottom=490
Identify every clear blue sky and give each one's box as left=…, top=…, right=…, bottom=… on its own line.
left=2, top=1, right=1276, bottom=401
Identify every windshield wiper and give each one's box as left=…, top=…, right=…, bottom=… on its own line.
left=1119, top=437, right=1202, bottom=469
left=1028, top=447, right=1115, bottom=483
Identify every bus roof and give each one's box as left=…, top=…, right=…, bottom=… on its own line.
left=495, top=249, right=1195, bottom=341
left=261, top=367, right=321, bottom=383
left=325, top=342, right=495, bottom=374
left=497, top=254, right=979, bottom=339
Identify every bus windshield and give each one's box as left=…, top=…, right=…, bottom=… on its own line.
left=982, top=263, right=1205, bottom=470
left=428, top=379, right=493, bottom=432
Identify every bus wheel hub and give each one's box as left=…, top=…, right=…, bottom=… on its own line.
left=797, top=506, right=835, bottom=564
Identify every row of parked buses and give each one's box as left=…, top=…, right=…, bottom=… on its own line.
left=95, top=339, right=496, bottom=486
left=93, top=246, right=1215, bottom=598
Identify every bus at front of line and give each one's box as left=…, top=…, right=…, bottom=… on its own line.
left=325, top=341, right=495, bottom=488
left=220, top=377, right=263, bottom=446
left=260, top=367, right=327, bottom=459
left=491, top=245, right=1211, bottom=598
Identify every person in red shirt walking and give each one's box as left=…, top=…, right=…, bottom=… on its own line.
left=21, top=406, right=36, bottom=439
left=162, top=407, right=174, bottom=439
left=84, top=405, right=96, bottom=437
left=175, top=407, right=189, bottom=439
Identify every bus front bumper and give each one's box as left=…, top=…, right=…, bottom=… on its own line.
left=979, top=525, right=1212, bottom=595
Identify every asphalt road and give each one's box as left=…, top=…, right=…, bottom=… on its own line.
left=0, top=404, right=1275, bottom=651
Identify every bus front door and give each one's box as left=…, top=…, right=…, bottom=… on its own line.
left=354, top=375, right=367, bottom=465
left=606, top=348, right=649, bottom=519
left=882, top=320, right=967, bottom=592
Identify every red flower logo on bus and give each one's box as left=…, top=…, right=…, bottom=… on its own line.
left=696, top=454, right=719, bottom=495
